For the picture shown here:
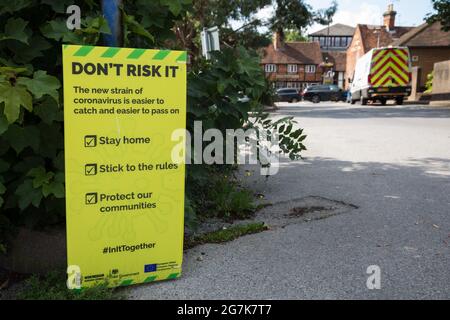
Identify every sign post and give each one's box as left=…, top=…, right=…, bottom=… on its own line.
left=63, top=45, right=187, bottom=288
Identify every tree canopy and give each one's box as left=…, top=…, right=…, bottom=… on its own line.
left=284, top=29, right=308, bottom=42
left=426, top=0, right=450, bottom=31
left=175, top=0, right=339, bottom=53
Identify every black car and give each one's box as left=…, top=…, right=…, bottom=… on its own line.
left=302, top=85, right=347, bottom=103
left=276, top=88, right=302, bottom=103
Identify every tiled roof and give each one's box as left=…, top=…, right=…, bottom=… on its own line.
left=357, top=24, right=414, bottom=52
left=322, top=51, right=347, bottom=71
left=261, top=42, right=323, bottom=65
left=391, top=22, right=450, bottom=47
left=309, top=23, right=355, bottom=37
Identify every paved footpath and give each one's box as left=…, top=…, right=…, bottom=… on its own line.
left=128, top=102, right=450, bottom=299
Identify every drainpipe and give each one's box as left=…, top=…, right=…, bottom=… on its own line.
left=101, top=0, right=123, bottom=47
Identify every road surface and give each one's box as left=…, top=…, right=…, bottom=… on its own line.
left=128, top=102, right=450, bottom=299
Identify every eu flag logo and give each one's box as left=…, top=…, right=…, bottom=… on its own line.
left=144, top=264, right=157, bottom=273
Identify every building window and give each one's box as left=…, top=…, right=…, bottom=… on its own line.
left=265, top=64, right=276, bottom=73
left=305, top=65, right=316, bottom=73
left=287, top=82, right=301, bottom=89
left=276, top=82, right=286, bottom=89
left=287, top=64, right=298, bottom=73
left=332, top=37, right=337, bottom=47
left=320, top=37, right=326, bottom=47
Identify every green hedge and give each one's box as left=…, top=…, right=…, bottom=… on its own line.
left=0, top=1, right=307, bottom=251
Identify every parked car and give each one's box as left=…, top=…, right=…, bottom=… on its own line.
left=276, top=88, right=302, bottom=103
left=302, top=85, right=347, bottom=103
left=349, top=46, right=412, bottom=105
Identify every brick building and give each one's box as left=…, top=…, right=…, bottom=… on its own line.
left=309, top=23, right=355, bottom=51
left=261, top=4, right=449, bottom=93
left=321, top=50, right=347, bottom=88
left=261, top=32, right=323, bottom=90
left=345, top=4, right=413, bottom=89
left=309, top=24, right=354, bottom=88
left=391, top=21, right=450, bottom=94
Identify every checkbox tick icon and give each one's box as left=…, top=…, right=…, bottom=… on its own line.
left=85, top=193, right=97, bottom=205
left=84, top=135, right=97, bottom=148
left=85, top=163, right=97, bottom=176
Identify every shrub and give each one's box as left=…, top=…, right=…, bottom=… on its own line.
left=0, top=1, right=307, bottom=251
left=424, top=71, right=433, bottom=94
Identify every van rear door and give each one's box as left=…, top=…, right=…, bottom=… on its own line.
left=369, top=48, right=411, bottom=88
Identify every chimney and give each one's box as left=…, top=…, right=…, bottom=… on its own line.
left=273, top=30, right=284, bottom=50
left=383, top=4, right=397, bottom=31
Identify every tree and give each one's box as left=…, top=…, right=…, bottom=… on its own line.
left=174, top=0, right=272, bottom=56
left=284, top=29, right=308, bottom=42
left=175, top=0, right=339, bottom=56
left=221, top=26, right=272, bottom=49
left=426, top=0, right=450, bottom=31
left=313, top=0, right=338, bottom=50
left=269, top=0, right=338, bottom=44
left=314, top=0, right=338, bottom=26
left=269, top=0, right=313, bottom=36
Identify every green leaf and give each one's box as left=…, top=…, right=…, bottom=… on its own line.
left=25, top=167, right=64, bottom=198
left=12, top=156, right=45, bottom=174
left=160, top=0, right=183, bottom=16
left=82, top=16, right=111, bottom=35
left=42, top=180, right=65, bottom=198
left=289, top=129, right=302, bottom=139
left=38, top=122, right=63, bottom=158
left=33, top=96, right=62, bottom=124
left=0, top=182, right=5, bottom=194
left=123, top=14, right=154, bottom=43
left=41, top=0, right=75, bottom=13
left=284, top=124, right=293, bottom=134
left=28, top=167, right=54, bottom=188
left=17, top=71, right=61, bottom=102
left=15, top=179, right=43, bottom=209
left=0, top=1, right=33, bottom=15
left=0, top=159, right=10, bottom=173
left=53, top=151, right=65, bottom=171
left=40, top=19, right=82, bottom=43
left=7, top=35, right=52, bottom=63
left=3, top=125, right=40, bottom=154
left=0, top=139, right=9, bottom=156
left=0, top=66, right=28, bottom=77
left=40, top=20, right=66, bottom=41
left=0, top=114, right=9, bottom=135
left=1, top=18, right=29, bottom=44
left=0, top=83, right=32, bottom=123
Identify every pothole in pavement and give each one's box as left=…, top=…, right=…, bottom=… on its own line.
left=288, top=206, right=333, bottom=217
left=253, top=196, right=359, bottom=228
left=188, top=196, right=359, bottom=239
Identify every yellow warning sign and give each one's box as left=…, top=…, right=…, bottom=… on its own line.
left=62, top=45, right=186, bottom=288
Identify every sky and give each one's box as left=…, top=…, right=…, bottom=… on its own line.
left=247, top=0, right=435, bottom=34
